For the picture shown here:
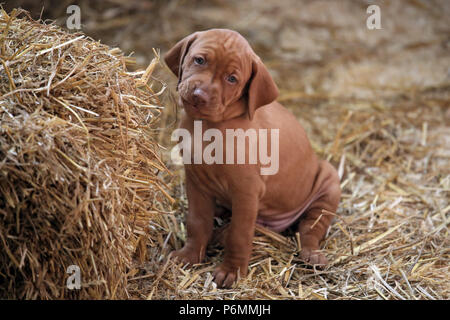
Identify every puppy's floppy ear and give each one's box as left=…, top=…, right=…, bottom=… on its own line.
left=247, top=57, right=279, bottom=120
left=164, top=32, right=199, bottom=80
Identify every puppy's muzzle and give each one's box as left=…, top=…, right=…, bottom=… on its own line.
left=192, top=88, right=209, bottom=107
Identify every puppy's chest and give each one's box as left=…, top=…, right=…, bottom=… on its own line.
left=186, top=164, right=231, bottom=203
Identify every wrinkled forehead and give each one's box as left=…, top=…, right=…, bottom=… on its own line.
left=189, top=30, right=253, bottom=74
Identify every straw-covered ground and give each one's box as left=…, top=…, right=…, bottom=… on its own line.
left=127, top=0, right=450, bottom=300
left=4, top=0, right=450, bottom=299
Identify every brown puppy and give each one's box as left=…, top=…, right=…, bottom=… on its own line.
left=165, top=29, right=341, bottom=288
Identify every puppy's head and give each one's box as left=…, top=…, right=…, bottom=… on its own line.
left=164, top=29, right=278, bottom=122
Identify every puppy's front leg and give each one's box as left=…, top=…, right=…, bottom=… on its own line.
left=170, top=172, right=215, bottom=265
left=213, top=192, right=259, bottom=288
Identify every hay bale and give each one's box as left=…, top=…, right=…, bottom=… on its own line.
left=0, top=8, right=170, bottom=299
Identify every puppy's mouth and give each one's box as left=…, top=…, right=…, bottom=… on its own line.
left=180, top=97, right=200, bottom=112
left=180, top=96, right=220, bottom=117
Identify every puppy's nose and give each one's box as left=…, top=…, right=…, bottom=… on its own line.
left=192, top=88, right=209, bottom=106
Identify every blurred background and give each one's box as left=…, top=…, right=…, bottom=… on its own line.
left=5, top=0, right=450, bottom=112
left=6, top=0, right=448, bottom=162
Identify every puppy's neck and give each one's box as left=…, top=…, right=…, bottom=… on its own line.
left=220, top=97, right=248, bottom=122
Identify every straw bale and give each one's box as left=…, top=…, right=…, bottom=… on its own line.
left=0, top=8, right=170, bottom=299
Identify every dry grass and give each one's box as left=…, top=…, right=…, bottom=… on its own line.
left=0, top=8, right=171, bottom=299
left=129, top=96, right=449, bottom=300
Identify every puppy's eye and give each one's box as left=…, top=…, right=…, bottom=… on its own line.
left=227, top=75, right=238, bottom=84
left=194, top=57, right=205, bottom=65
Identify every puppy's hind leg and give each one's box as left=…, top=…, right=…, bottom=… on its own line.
left=297, top=161, right=341, bottom=267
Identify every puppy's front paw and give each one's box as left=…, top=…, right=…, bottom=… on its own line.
left=169, top=246, right=202, bottom=266
left=300, top=247, right=328, bottom=267
left=212, top=263, right=244, bottom=288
